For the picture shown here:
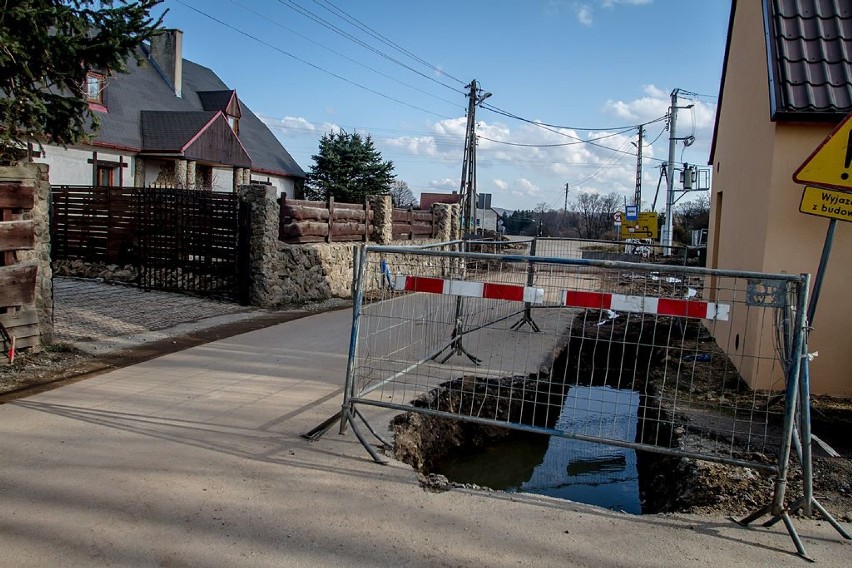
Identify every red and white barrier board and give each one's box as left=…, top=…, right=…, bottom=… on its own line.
left=560, top=290, right=730, bottom=321
left=394, top=275, right=545, bottom=304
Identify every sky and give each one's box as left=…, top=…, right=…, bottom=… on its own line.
left=153, top=0, right=731, bottom=211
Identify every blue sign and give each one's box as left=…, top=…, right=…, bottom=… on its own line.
left=625, top=205, right=639, bottom=221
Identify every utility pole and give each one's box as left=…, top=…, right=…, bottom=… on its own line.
left=458, top=80, right=491, bottom=236
left=564, top=182, right=569, bottom=211
left=634, top=124, right=643, bottom=207
left=662, top=90, right=679, bottom=254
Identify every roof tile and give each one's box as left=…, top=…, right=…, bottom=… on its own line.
left=769, top=0, right=852, bottom=118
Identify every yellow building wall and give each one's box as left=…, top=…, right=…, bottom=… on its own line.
left=708, top=0, right=777, bottom=391
left=709, top=1, right=852, bottom=396
left=762, top=126, right=852, bottom=396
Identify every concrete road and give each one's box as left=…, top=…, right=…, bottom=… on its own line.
left=0, top=307, right=849, bottom=567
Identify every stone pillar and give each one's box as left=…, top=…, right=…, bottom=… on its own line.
left=433, top=203, right=454, bottom=241
left=369, top=194, right=393, bottom=244
left=233, top=168, right=249, bottom=192
left=448, top=204, right=461, bottom=240
left=239, top=184, right=282, bottom=308
left=133, top=157, right=145, bottom=187
left=173, top=159, right=188, bottom=188
left=0, top=162, right=53, bottom=344
left=185, top=160, right=196, bottom=188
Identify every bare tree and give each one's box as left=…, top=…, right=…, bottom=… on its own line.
left=674, top=194, right=710, bottom=243
left=571, top=191, right=621, bottom=239
left=389, top=180, right=418, bottom=208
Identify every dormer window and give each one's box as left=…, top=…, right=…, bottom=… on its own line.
left=227, top=115, right=239, bottom=135
left=86, top=72, right=104, bottom=104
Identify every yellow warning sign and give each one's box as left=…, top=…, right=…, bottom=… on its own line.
left=793, top=112, right=852, bottom=191
left=619, top=211, right=659, bottom=239
left=800, top=186, right=852, bottom=222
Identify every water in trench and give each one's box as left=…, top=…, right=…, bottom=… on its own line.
left=434, top=385, right=643, bottom=514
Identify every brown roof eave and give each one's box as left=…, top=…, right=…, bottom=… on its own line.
left=251, top=166, right=306, bottom=179
left=708, top=0, right=738, bottom=166
left=771, top=111, right=849, bottom=125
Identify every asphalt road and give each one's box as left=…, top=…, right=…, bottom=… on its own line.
left=0, top=299, right=849, bottom=566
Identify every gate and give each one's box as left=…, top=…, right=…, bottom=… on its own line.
left=308, top=243, right=841, bottom=558
left=136, top=188, right=249, bottom=304
left=51, top=186, right=250, bottom=304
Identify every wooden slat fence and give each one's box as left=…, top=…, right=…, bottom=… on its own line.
left=278, top=197, right=438, bottom=243
left=52, top=185, right=249, bottom=303
left=392, top=207, right=435, bottom=240
left=0, top=182, right=40, bottom=352
left=279, top=196, right=373, bottom=243
left=52, top=185, right=138, bottom=264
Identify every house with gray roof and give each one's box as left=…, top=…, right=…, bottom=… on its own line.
left=707, top=0, right=852, bottom=396
left=36, top=29, right=305, bottom=196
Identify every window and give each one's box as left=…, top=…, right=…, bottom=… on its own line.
left=96, top=165, right=114, bottom=187
left=227, top=115, right=240, bottom=136
left=86, top=72, right=104, bottom=104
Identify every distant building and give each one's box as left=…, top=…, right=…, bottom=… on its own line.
left=419, top=191, right=461, bottom=210
left=475, top=208, right=499, bottom=233
left=35, top=29, right=305, bottom=196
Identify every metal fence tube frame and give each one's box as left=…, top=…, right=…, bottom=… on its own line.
left=329, top=245, right=822, bottom=557
left=366, top=246, right=802, bottom=282
left=339, top=244, right=368, bottom=435
left=349, top=398, right=779, bottom=473
left=770, top=272, right=809, bottom=517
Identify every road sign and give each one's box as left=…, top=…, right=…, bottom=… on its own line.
left=800, top=186, right=852, bottom=222
left=619, top=211, right=658, bottom=239
left=626, top=205, right=639, bottom=221
left=793, top=112, right=852, bottom=191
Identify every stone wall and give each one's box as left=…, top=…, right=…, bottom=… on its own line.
left=0, top=162, right=53, bottom=344
left=54, top=184, right=461, bottom=309
left=242, top=185, right=460, bottom=307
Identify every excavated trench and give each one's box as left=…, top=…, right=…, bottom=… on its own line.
left=391, top=311, right=749, bottom=514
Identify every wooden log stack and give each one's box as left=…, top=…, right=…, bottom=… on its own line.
left=0, top=182, right=39, bottom=356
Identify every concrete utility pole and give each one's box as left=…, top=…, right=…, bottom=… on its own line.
left=634, top=124, right=643, bottom=207
left=564, top=183, right=569, bottom=211
left=458, top=80, right=491, bottom=236
left=663, top=90, right=679, bottom=254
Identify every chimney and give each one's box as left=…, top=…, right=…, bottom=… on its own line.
left=149, top=29, right=183, bottom=98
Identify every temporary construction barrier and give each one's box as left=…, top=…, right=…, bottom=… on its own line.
left=307, top=242, right=842, bottom=558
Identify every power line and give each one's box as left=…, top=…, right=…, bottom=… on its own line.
left=478, top=126, right=638, bottom=148
left=482, top=103, right=668, bottom=132
left=311, top=0, right=467, bottom=86
left=480, top=103, right=670, bottom=161
left=275, top=0, right=464, bottom=95
left=172, top=0, right=454, bottom=120
left=229, top=0, right=463, bottom=109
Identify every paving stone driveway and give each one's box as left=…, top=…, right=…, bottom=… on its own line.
left=53, top=277, right=262, bottom=354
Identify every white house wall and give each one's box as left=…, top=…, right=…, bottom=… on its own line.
left=37, top=145, right=297, bottom=196
left=250, top=173, right=295, bottom=198
left=36, top=145, right=135, bottom=187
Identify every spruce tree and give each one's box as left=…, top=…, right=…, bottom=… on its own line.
left=0, top=0, right=163, bottom=160
left=306, top=132, right=395, bottom=202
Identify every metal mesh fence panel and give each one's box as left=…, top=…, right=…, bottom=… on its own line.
left=348, top=246, right=807, bottom=475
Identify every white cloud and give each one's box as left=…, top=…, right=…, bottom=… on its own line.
left=576, top=4, right=593, bottom=26
left=429, top=178, right=457, bottom=191
left=569, top=0, right=652, bottom=26
left=515, top=178, right=541, bottom=196
left=266, top=115, right=341, bottom=135
left=601, top=0, right=652, bottom=7
left=493, top=179, right=509, bottom=190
